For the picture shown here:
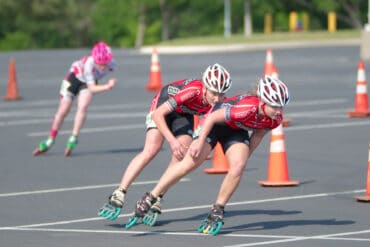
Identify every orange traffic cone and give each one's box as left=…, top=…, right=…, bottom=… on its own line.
left=259, top=124, right=299, bottom=186
left=264, top=49, right=274, bottom=76
left=193, top=115, right=199, bottom=131
left=146, top=48, right=162, bottom=92
left=348, top=60, right=370, bottom=117
left=4, top=58, right=22, bottom=101
left=356, top=143, right=370, bottom=202
left=204, top=142, right=229, bottom=174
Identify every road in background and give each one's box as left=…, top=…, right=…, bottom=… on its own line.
left=1, top=44, right=370, bottom=247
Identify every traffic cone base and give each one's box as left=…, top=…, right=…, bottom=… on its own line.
left=204, top=167, right=228, bottom=174
left=356, top=196, right=370, bottom=202
left=258, top=180, right=299, bottom=187
left=347, top=111, right=370, bottom=117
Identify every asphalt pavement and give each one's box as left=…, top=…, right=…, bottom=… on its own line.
left=1, top=41, right=370, bottom=247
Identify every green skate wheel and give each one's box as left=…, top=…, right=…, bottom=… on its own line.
left=143, top=211, right=158, bottom=226
left=125, top=216, right=139, bottom=229
left=208, top=221, right=223, bottom=236
left=197, top=220, right=208, bottom=233
left=97, top=204, right=121, bottom=220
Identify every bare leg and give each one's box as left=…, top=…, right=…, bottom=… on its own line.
left=71, top=91, right=92, bottom=136
left=51, top=97, right=73, bottom=131
left=159, top=134, right=193, bottom=195
left=151, top=141, right=212, bottom=198
left=215, top=143, right=249, bottom=206
left=118, top=128, right=165, bottom=191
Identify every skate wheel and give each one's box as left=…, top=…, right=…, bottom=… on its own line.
left=143, top=211, right=158, bottom=226
left=64, top=148, right=72, bottom=157
left=197, top=224, right=206, bottom=233
left=98, top=205, right=121, bottom=220
left=208, top=221, right=223, bottom=236
left=202, top=225, right=211, bottom=234
left=197, top=220, right=208, bottom=233
left=125, top=216, right=139, bottom=229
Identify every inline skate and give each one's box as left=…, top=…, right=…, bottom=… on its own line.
left=32, top=138, right=54, bottom=156
left=125, top=192, right=157, bottom=229
left=198, top=204, right=224, bottom=235
left=64, top=135, right=77, bottom=156
left=98, top=188, right=125, bottom=220
left=142, top=196, right=162, bottom=226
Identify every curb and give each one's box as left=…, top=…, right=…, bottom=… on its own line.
left=139, top=38, right=360, bottom=54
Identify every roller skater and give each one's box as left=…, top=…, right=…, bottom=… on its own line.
left=98, top=188, right=125, bottom=220
left=125, top=192, right=157, bottom=229
left=198, top=204, right=224, bottom=235
left=32, top=41, right=116, bottom=157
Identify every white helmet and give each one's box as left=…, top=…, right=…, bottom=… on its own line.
left=257, top=75, right=290, bottom=107
left=202, top=63, right=232, bottom=93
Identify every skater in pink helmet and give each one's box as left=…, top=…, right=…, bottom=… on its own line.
left=33, top=41, right=116, bottom=157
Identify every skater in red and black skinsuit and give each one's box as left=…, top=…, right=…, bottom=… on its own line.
left=131, top=76, right=290, bottom=234
left=98, top=63, right=233, bottom=220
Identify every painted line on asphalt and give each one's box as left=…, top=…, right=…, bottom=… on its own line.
left=0, top=178, right=190, bottom=198
left=2, top=189, right=364, bottom=229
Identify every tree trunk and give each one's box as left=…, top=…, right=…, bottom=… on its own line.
left=244, top=0, right=252, bottom=36
left=135, top=2, right=146, bottom=48
left=160, top=0, right=170, bottom=41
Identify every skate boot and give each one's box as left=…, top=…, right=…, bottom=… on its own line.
left=143, top=196, right=162, bottom=226
left=33, top=138, right=54, bottom=156
left=64, top=135, right=78, bottom=157
left=198, top=204, right=224, bottom=235
left=125, top=192, right=157, bottom=229
left=98, top=188, right=125, bottom=220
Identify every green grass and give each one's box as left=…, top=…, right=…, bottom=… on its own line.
left=158, top=30, right=361, bottom=46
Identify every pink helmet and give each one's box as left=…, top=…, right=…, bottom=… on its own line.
left=92, top=41, right=113, bottom=65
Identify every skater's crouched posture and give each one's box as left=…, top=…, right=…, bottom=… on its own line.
left=33, top=41, right=116, bottom=157
left=126, top=76, right=290, bottom=235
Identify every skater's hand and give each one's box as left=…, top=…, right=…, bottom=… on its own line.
left=188, top=139, right=203, bottom=159
left=170, top=139, right=188, bottom=161
left=106, top=78, right=116, bottom=90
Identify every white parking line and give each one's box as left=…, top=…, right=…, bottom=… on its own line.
left=2, top=188, right=364, bottom=229
left=1, top=189, right=368, bottom=246
left=0, top=178, right=190, bottom=198
left=25, top=119, right=370, bottom=137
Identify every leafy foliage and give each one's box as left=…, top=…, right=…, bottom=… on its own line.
left=0, top=0, right=366, bottom=50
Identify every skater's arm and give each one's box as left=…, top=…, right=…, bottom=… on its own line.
left=87, top=78, right=116, bottom=94
left=189, top=108, right=225, bottom=158
left=248, top=129, right=268, bottom=157
left=198, top=108, right=225, bottom=144
left=152, top=103, right=186, bottom=160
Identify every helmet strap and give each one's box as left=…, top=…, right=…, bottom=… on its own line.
left=203, top=88, right=210, bottom=105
